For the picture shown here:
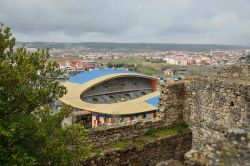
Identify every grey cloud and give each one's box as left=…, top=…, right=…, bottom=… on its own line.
left=0, top=0, right=250, bottom=45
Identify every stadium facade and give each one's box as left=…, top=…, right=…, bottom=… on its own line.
left=58, top=69, right=160, bottom=127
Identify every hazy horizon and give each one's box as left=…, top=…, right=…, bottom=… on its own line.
left=16, top=41, right=249, bottom=47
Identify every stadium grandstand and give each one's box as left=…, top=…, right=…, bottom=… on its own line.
left=57, top=69, right=160, bottom=128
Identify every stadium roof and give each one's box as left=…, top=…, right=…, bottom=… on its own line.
left=68, top=69, right=137, bottom=84
left=145, top=96, right=159, bottom=107
left=60, top=69, right=159, bottom=115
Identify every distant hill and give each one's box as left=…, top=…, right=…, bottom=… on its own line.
left=16, top=42, right=248, bottom=51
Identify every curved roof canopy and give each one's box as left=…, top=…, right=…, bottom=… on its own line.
left=68, top=69, right=137, bottom=84
left=60, top=69, right=159, bottom=115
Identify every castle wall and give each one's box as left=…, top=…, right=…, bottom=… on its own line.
left=184, top=77, right=250, bottom=148
left=159, top=82, right=186, bottom=126
left=89, top=120, right=164, bottom=147
left=158, top=65, right=250, bottom=149
left=185, top=128, right=250, bottom=166
left=82, top=132, right=192, bottom=166
left=87, top=69, right=249, bottom=150
left=81, top=64, right=250, bottom=165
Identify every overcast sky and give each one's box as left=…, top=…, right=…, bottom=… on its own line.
left=0, top=0, right=250, bottom=45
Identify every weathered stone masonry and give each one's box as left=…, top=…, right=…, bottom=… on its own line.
left=82, top=132, right=191, bottom=166
left=158, top=64, right=250, bottom=149
left=184, top=77, right=250, bottom=148
left=89, top=120, right=163, bottom=147
left=159, top=82, right=186, bottom=126
left=184, top=128, right=250, bottom=166
left=82, top=81, right=192, bottom=166
left=182, top=64, right=250, bottom=165
left=84, top=64, right=250, bottom=165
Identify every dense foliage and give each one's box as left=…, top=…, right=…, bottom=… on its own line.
left=0, top=23, right=91, bottom=165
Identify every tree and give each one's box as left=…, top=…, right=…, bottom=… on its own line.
left=0, top=23, right=66, bottom=119
left=0, top=23, right=91, bottom=165
left=106, top=62, right=112, bottom=68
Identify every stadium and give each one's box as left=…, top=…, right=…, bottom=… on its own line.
left=59, top=69, right=160, bottom=127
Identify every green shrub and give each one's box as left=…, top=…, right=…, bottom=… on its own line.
left=95, top=149, right=104, bottom=157
left=175, top=121, right=188, bottom=133
left=145, top=128, right=157, bottom=137
left=132, top=138, right=144, bottom=151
